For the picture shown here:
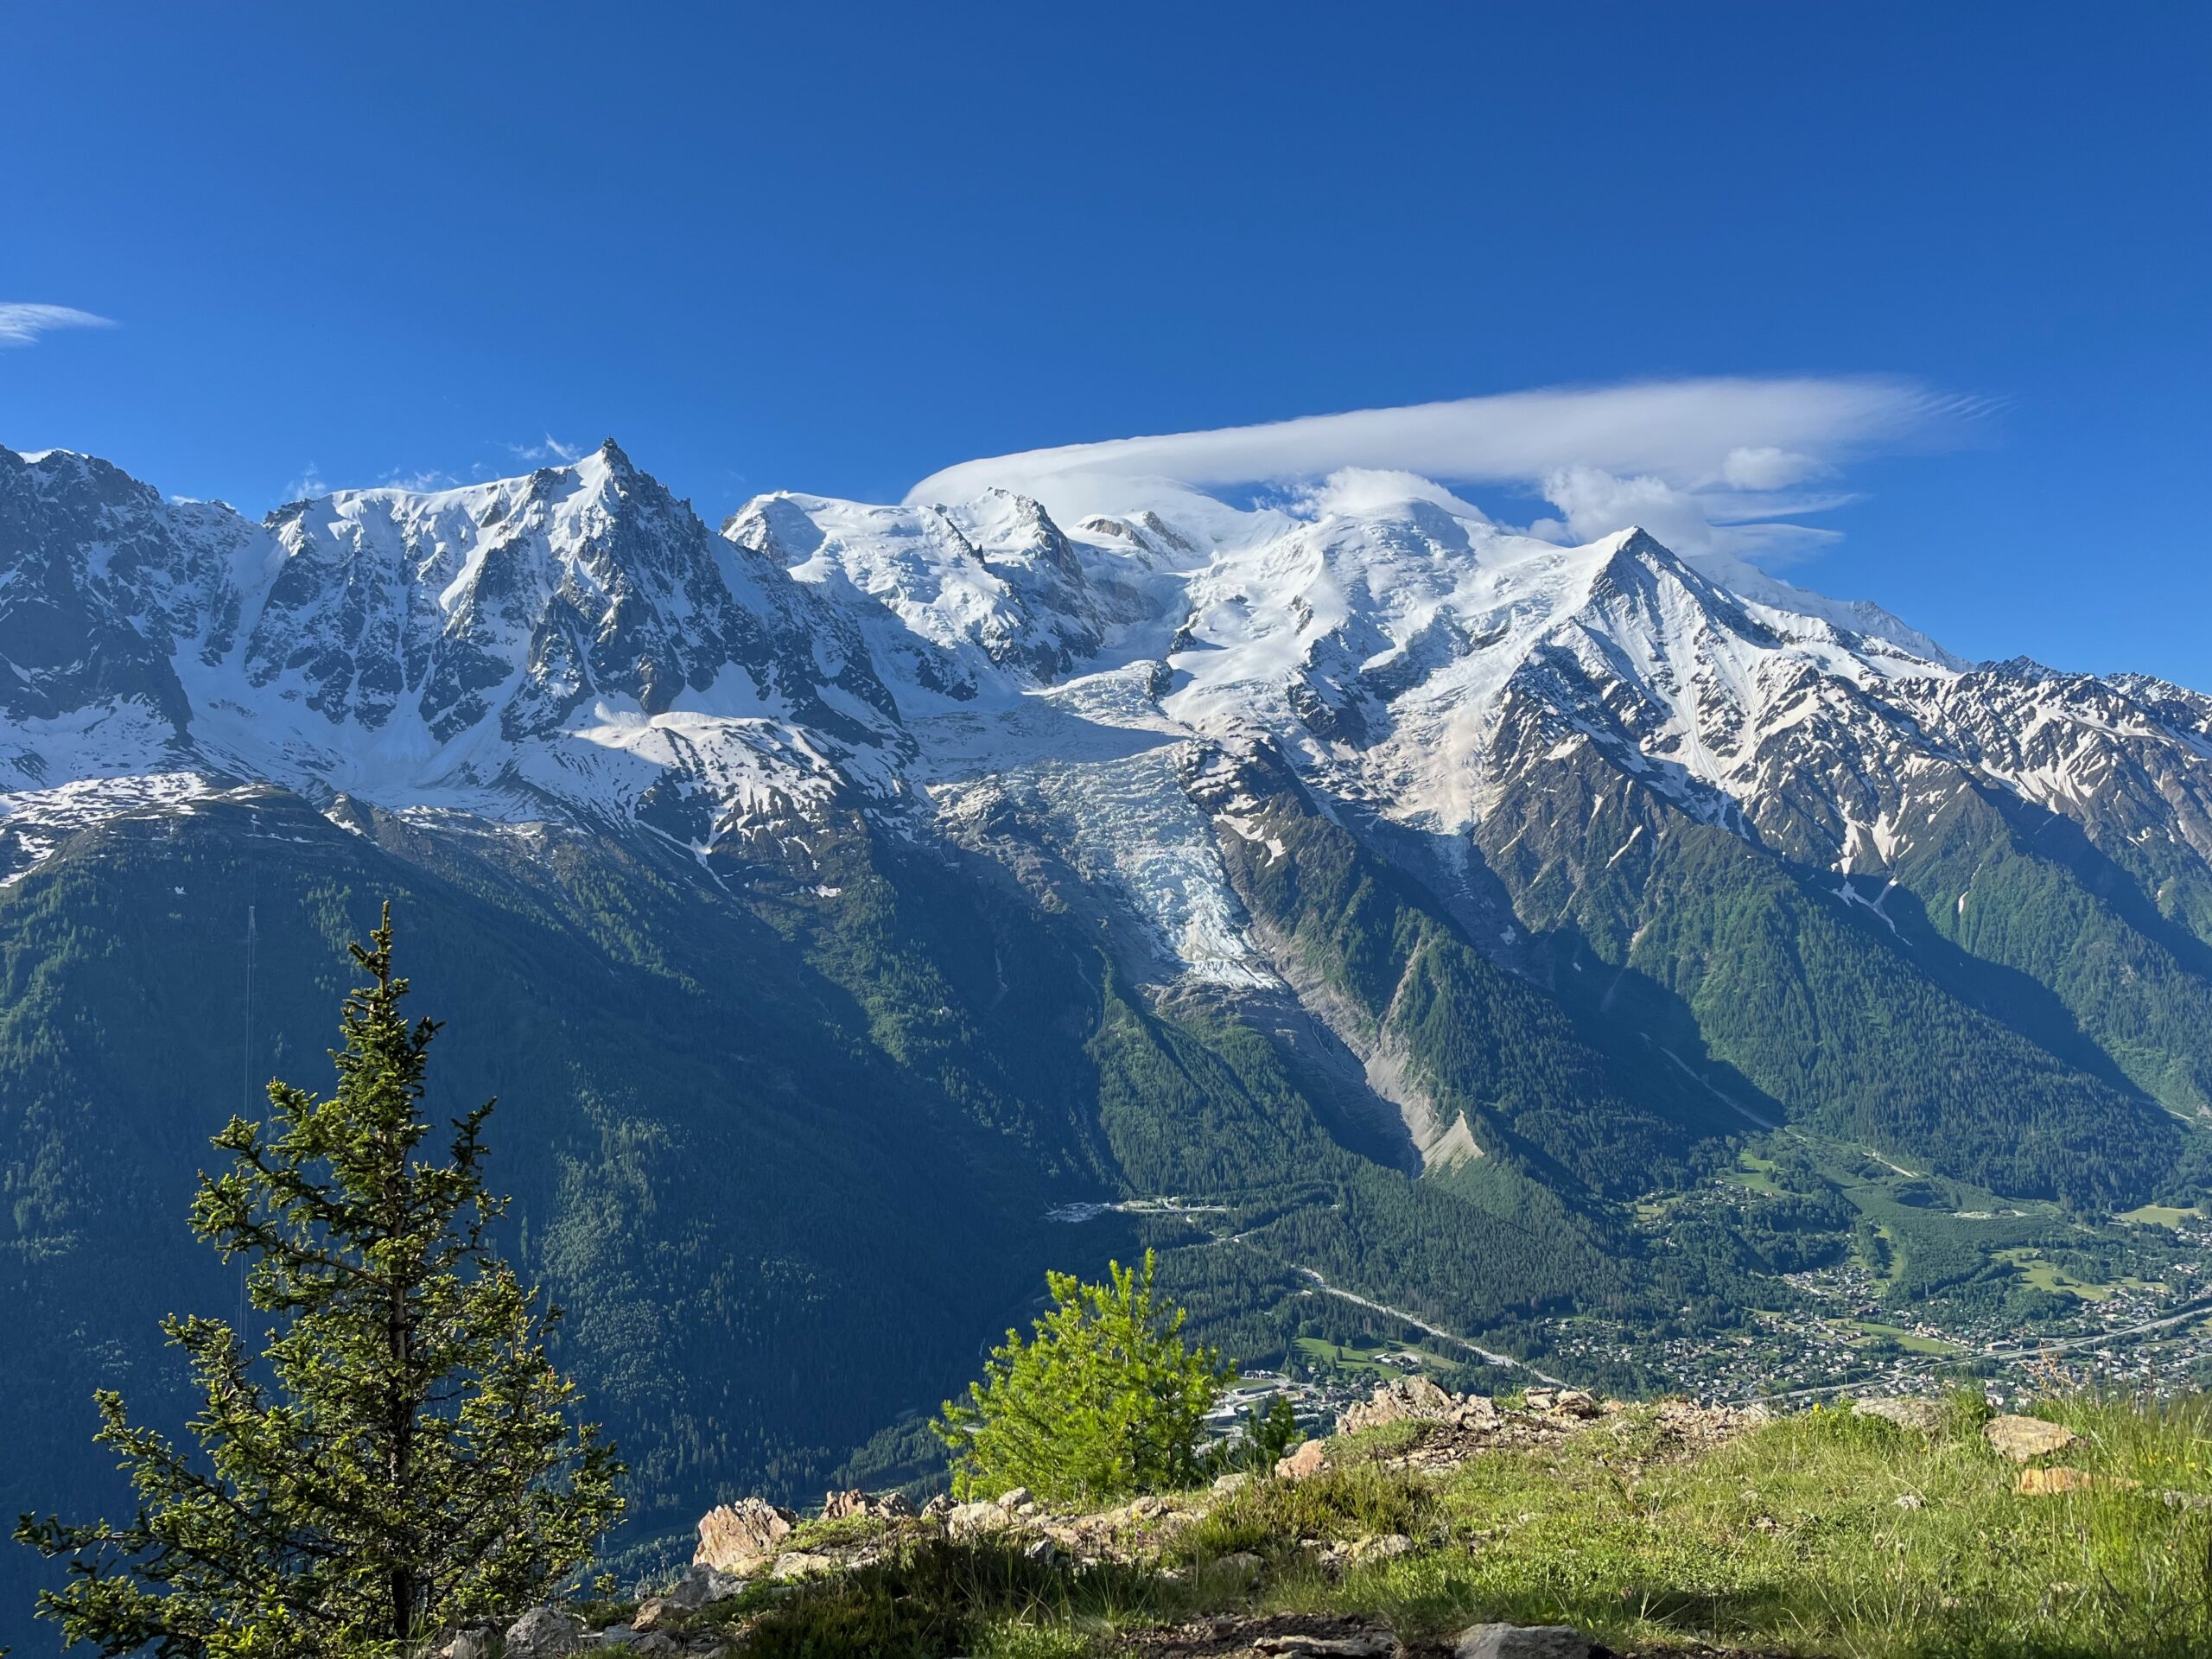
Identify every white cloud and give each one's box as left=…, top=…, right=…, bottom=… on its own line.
left=907, top=376, right=1976, bottom=563
left=1287, top=468, right=1493, bottom=522
left=0, top=303, right=116, bottom=347
left=283, top=465, right=327, bottom=502
left=1719, top=445, right=1822, bottom=491
left=378, top=467, right=458, bottom=492
left=505, top=434, right=585, bottom=464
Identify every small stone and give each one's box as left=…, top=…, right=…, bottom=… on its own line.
left=1986, top=1414, right=2077, bottom=1462
left=1857, top=1397, right=1944, bottom=1434
left=2017, top=1466, right=2138, bottom=1496
left=1023, top=1536, right=1061, bottom=1566
left=435, top=1634, right=491, bottom=1659
left=505, top=1608, right=583, bottom=1659
left=630, top=1598, right=669, bottom=1631
left=1353, top=1532, right=1414, bottom=1561
left=1213, top=1471, right=1253, bottom=1495
left=1894, top=1492, right=1925, bottom=1510
left=769, top=1550, right=836, bottom=1579
left=1277, top=1439, right=1328, bottom=1481
left=630, top=1637, right=678, bottom=1658
left=997, top=1485, right=1033, bottom=1510
left=1255, top=1636, right=1395, bottom=1657
left=1453, top=1624, right=1594, bottom=1659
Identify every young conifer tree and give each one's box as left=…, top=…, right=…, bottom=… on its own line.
left=16, top=906, right=622, bottom=1658
left=932, top=1249, right=1232, bottom=1504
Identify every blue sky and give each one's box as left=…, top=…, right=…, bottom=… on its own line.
left=4, top=4, right=2207, bottom=683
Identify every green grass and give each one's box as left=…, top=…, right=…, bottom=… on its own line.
left=1997, top=1249, right=2114, bottom=1302
left=737, top=1394, right=2212, bottom=1657
left=1718, top=1152, right=1784, bottom=1196
left=1846, top=1320, right=1957, bottom=1356
left=2117, top=1204, right=2194, bottom=1230
left=1294, top=1336, right=1427, bottom=1376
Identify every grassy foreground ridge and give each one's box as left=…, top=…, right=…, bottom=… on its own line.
left=684, top=1391, right=2212, bottom=1658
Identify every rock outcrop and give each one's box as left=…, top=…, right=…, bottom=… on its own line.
left=694, top=1497, right=798, bottom=1573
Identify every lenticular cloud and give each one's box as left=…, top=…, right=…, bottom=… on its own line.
left=907, top=376, right=1975, bottom=563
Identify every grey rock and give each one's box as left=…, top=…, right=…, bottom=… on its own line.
left=653, top=1562, right=740, bottom=1615
left=947, top=1500, right=1012, bottom=1538
left=1454, top=1624, right=1594, bottom=1659
left=505, top=1607, right=584, bottom=1659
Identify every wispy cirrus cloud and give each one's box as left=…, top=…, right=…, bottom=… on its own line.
left=909, top=376, right=1985, bottom=563
left=0, top=303, right=117, bottom=347
left=505, top=434, right=585, bottom=464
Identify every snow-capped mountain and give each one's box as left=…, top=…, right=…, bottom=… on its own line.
left=10, top=438, right=2212, bottom=1001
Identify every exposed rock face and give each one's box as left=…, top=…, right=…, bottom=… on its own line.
left=1986, top=1414, right=2077, bottom=1461
left=1276, top=1438, right=1328, bottom=1480
left=1336, top=1375, right=1456, bottom=1432
left=694, top=1496, right=797, bottom=1573
left=819, top=1486, right=912, bottom=1520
